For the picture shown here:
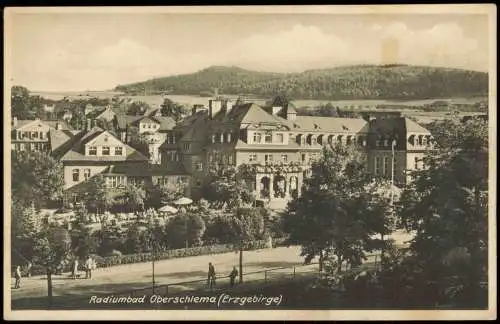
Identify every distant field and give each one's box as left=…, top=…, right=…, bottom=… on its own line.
left=30, top=91, right=486, bottom=110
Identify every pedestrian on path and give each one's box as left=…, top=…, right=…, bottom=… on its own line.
left=14, top=265, right=22, bottom=289
left=229, top=266, right=238, bottom=287
left=72, top=259, right=79, bottom=279
left=25, top=261, right=32, bottom=278
left=85, top=256, right=93, bottom=279
left=207, top=262, right=216, bottom=289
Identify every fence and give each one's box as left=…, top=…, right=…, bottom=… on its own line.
left=105, top=252, right=382, bottom=299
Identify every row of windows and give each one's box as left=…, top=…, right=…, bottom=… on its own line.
left=106, top=176, right=126, bottom=188
left=252, top=132, right=284, bottom=144
left=208, top=152, right=235, bottom=165
left=16, top=131, right=47, bottom=140
left=164, top=151, right=182, bottom=162
left=140, top=123, right=158, bottom=129
left=13, top=142, right=48, bottom=152
left=166, top=134, right=177, bottom=144
left=211, top=132, right=233, bottom=144
left=72, top=168, right=91, bottom=182
left=296, top=134, right=365, bottom=146
left=88, top=146, right=123, bottom=156
left=248, top=154, right=289, bottom=163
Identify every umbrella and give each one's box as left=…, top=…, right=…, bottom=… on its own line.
left=172, top=197, right=193, bottom=206
left=158, top=205, right=178, bottom=213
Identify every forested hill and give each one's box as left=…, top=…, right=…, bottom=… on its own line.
left=114, top=65, right=488, bottom=100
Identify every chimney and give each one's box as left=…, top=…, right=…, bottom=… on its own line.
left=213, top=88, right=219, bottom=98
left=86, top=118, right=92, bottom=131
left=225, top=100, right=234, bottom=115
left=209, top=100, right=222, bottom=119
left=56, top=122, right=61, bottom=131
left=12, top=117, right=18, bottom=127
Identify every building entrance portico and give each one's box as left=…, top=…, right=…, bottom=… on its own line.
left=254, top=163, right=304, bottom=206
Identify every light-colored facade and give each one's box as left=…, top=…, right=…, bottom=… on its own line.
left=159, top=98, right=433, bottom=208
left=11, top=117, right=76, bottom=156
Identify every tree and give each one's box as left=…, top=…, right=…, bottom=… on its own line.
left=69, top=206, right=98, bottom=259
left=201, top=164, right=255, bottom=209
left=145, top=182, right=185, bottom=209
left=160, top=98, right=187, bottom=121
left=127, top=101, right=150, bottom=116
left=270, top=93, right=292, bottom=109
left=394, top=117, right=488, bottom=307
left=283, top=143, right=383, bottom=273
left=11, top=202, right=42, bottom=266
left=83, top=174, right=114, bottom=220
left=11, top=151, right=64, bottom=209
left=122, top=183, right=147, bottom=212
left=165, top=212, right=206, bottom=249
left=95, top=223, right=124, bottom=256
left=11, top=85, right=33, bottom=119
left=31, top=224, right=72, bottom=305
left=231, top=207, right=266, bottom=283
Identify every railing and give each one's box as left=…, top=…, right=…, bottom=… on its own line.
left=107, top=252, right=382, bottom=299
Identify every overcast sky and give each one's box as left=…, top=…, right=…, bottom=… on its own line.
left=6, top=10, right=491, bottom=92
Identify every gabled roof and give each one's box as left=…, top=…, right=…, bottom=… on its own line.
left=49, top=129, right=78, bottom=158
left=60, top=127, right=148, bottom=162
left=12, top=119, right=72, bottom=131
left=115, top=114, right=176, bottom=131
left=404, top=117, right=431, bottom=134
left=139, top=117, right=160, bottom=125
left=289, top=116, right=369, bottom=133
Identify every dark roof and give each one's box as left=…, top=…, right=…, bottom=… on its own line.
left=49, top=129, right=79, bottom=158
left=369, top=117, right=430, bottom=137
left=60, top=127, right=148, bottom=162
left=288, top=116, right=369, bottom=133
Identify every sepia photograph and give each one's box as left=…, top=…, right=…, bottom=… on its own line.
left=3, top=5, right=496, bottom=321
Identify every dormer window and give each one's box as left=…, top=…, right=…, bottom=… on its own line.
left=275, top=133, right=284, bottom=143
left=102, top=146, right=110, bottom=156
left=253, top=132, right=262, bottom=143
left=89, top=146, right=97, bottom=156
left=264, top=132, right=272, bottom=144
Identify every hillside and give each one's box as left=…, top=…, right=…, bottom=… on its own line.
left=114, top=65, right=488, bottom=100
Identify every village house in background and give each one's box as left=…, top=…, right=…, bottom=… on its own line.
left=10, top=117, right=78, bottom=158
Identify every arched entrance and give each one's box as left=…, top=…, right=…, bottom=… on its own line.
left=260, top=176, right=270, bottom=198
left=273, top=174, right=286, bottom=198
left=289, top=176, right=298, bottom=199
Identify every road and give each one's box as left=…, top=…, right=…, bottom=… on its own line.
left=11, top=246, right=307, bottom=301
left=10, top=230, right=413, bottom=302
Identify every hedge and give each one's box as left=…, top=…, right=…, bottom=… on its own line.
left=28, top=237, right=288, bottom=275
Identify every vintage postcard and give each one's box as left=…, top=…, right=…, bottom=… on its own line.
left=3, top=5, right=496, bottom=321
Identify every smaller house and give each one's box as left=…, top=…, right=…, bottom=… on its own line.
left=11, top=117, right=75, bottom=156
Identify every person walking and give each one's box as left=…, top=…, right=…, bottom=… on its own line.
left=229, top=266, right=238, bottom=287
left=26, top=261, right=32, bottom=278
left=72, top=259, right=79, bottom=279
left=207, top=262, right=216, bottom=289
left=14, top=265, right=22, bottom=289
left=85, top=256, right=93, bottom=279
